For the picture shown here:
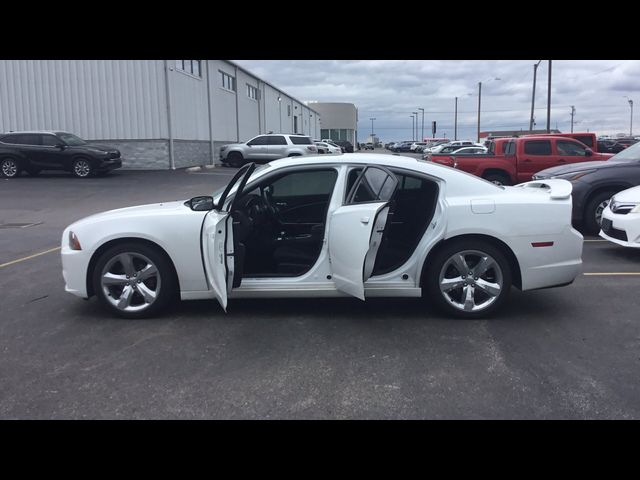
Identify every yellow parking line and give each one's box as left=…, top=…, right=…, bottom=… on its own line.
left=584, top=272, right=640, bottom=276
left=0, top=246, right=61, bottom=269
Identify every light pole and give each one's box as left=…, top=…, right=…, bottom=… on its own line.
left=277, top=96, right=282, bottom=133
left=529, top=60, right=542, bottom=131
left=412, top=112, right=419, bottom=141
left=454, top=97, right=458, bottom=141
left=477, top=77, right=501, bottom=143
left=624, top=97, right=634, bottom=136
left=410, top=115, right=415, bottom=141
left=418, top=107, right=424, bottom=141
left=570, top=106, right=575, bottom=133
left=369, top=117, right=376, bottom=145
left=546, top=60, right=552, bottom=133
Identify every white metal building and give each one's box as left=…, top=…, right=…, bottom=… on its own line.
left=0, top=60, right=321, bottom=169
left=307, top=102, right=358, bottom=145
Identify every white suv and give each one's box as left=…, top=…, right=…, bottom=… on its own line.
left=220, top=134, right=317, bottom=167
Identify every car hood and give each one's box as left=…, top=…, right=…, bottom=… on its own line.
left=535, top=160, right=613, bottom=177
left=71, top=200, right=193, bottom=226
left=221, top=143, right=244, bottom=149
left=612, top=185, right=640, bottom=203
left=77, top=144, right=120, bottom=153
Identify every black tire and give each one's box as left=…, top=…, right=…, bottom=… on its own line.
left=226, top=152, right=245, bottom=168
left=1, top=157, right=20, bottom=178
left=72, top=158, right=93, bottom=178
left=92, top=242, right=178, bottom=319
left=483, top=172, right=511, bottom=186
left=584, top=190, right=617, bottom=235
left=423, top=238, right=512, bottom=319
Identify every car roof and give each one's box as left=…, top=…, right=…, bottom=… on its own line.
left=1, top=130, right=65, bottom=135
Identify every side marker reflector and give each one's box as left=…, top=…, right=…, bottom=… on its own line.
left=532, top=241, right=554, bottom=247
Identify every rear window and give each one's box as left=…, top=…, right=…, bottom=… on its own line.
left=289, top=136, right=312, bottom=145
left=524, top=140, right=552, bottom=155
left=504, top=141, right=516, bottom=155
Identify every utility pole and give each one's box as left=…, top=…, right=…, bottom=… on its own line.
left=570, top=106, right=575, bottom=133
left=546, top=60, right=552, bottom=134
left=629, top=99, right=634, bottom=136
left=410, top=115, right=415, bottom=141
left=412, top=112, right=419, bottom=141
left=529, top=60, right=542, bottom=131
left=454, top=97, right=458, bottom=141
left=477, top=82, right=482, bottom=143
left=418, top=107, right=425, bottom=141
left=369, top=117, right=376, bottom=143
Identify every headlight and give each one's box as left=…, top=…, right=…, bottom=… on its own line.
left=69, top=231, right=82, bottom=250
left=550, top=169, right=596, bottom=181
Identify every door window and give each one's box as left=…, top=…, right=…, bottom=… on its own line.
left=524, top=140, right=552, bottom=155
left=346, top=166, right=398, bottom=204
left=3, top=134, right=40, bottom=145
left=557, top=140, right=587, bottom=156
left=247, top=136, right=269, bottom=146
left=268, top=135, right=287, bottom=145
left=40, top=134, right=61, bottom=146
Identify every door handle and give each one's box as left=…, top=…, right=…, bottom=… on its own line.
left=360, top=217, right=370, bottom=224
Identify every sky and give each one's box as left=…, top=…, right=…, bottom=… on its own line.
left=234, top=60, right=640, bottom=143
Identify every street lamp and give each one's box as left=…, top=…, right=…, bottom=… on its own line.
left=570, top=106, right=576, bottom=133
left=418, top=107, right=425, bottom=141
left=477, top=77, right=501, bottom=143
left=412, top=112, right=419, bottom=141
left=529, top=61, right=542, bottom=132
left=369, top=117, right=376, bottom=145
left=277, top=96, right=282, bottom=133
left=624, top=96, right=634, bottom=136
left=410, top=115, right=415, bottom=141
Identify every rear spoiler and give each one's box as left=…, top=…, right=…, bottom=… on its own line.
left=514, top=179, right=572, bottom=199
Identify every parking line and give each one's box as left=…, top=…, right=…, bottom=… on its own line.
left=584, top=239, right=607, bottom=242
left=0, top=246, right=61, bottom=269
left=583, top=272, right=640, bottom=276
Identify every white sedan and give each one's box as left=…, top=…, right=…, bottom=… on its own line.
left=61, top=154, right=583, bottom=319
left=314, top=141, right=342, bottom=155
left=599, top=185, right=640, bottom=247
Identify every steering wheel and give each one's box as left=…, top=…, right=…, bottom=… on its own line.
left=241, top=194, right=272, bottom=227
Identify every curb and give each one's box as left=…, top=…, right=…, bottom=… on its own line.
left=185, top=164, right=219, bottom=172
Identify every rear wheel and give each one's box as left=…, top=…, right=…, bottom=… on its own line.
left=584, top=190, right=616, bottom=235
left=227, top=152, right=245, bottom=168
left=483, top=172, right=511, bottom=186
left=72, top=158, right=93, bottom=178
left=424, top=239, right=512, bottom=319
left=92, top=242, right=177, bottom=319
left=1, top=158, right=20, bottom=178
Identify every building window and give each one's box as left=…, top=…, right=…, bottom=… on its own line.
left=247, top=84, right=259, bottom=100
left=176, top=60, right=202, bottom=78
left=287, top=105, right=291, bottom=117
left=220, top=71, right=236, bottom=92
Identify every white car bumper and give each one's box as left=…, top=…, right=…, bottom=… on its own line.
left=599, top=206, right=640, bottom=248
left=61, top=244, right=92, bottom=298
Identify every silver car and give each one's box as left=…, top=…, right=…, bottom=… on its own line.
left=220, top=134, right=317, bottom=167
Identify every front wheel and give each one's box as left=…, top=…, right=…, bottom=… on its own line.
left=1, top=158, right=20, bottom=178
left=92, top=242, right=177, bottom=319
left=584, top=190, right=616, bottom=235
left=226, top=152, right=245, bottom=168
left=424, top=239, right=512, bottom=319
left=483, top=172, right=511, bottom=186
left=72, top=158, right=93, bottom=178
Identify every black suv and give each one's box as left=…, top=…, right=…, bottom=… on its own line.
left=0, top=131, right=122, bottom=178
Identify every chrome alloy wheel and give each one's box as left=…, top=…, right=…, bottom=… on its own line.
left=100, top=252, right=161, bottom=313
left=595, top=199, right=610, bottom=226
left=1, top=158, right=18, bottom=177
left=438, top=250, right=503, bottom=313
left=73, top=159, right=91, bottom=177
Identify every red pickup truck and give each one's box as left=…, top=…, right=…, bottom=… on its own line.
left=428, top=135, right=613, bottom=185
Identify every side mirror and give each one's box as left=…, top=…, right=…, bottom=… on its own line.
left=585, top=148, right=593, bottom=157
left=55, top=143, right=66, bottom=150
left=188, top=196, right=215, bottom=211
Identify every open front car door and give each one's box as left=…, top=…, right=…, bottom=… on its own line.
left=201, top=163, right=256, bottom=310
left=328, top=166, right=398, bottom=300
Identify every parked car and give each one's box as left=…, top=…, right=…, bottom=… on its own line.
left=334, top=141, right=354, bottom=153
left=430, top=136, right=613, bottom=186
left=0, top=130, right=122, bottom=178
left=423, top=144, right=483, bottom=159
left=533, top=141, right=640, bottom=234
left=61, top=154, right=583, bottom=320
left=410, top=142, right=428, bottom=151
left=315, top=141, right=342, bottom=155
left=597, top=139, right=626, bottom=154
left=392, top=141, right=416, bottom=153
left=615, top=137, right=638, bottom=147
left=527, top=132, right=599, bottom=152
left=599, top=185, right=640, bottom=247
left=364, top=143, right=374, bottom=150
left=220, top=134, right=317, bottom=167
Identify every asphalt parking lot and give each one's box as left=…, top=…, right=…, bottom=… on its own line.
left=2, top=157, right=640, bottom=419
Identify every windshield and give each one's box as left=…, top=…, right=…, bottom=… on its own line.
left=608, top=141, right=640, bottom=162
left=57, top=132, right=87, bottom=146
